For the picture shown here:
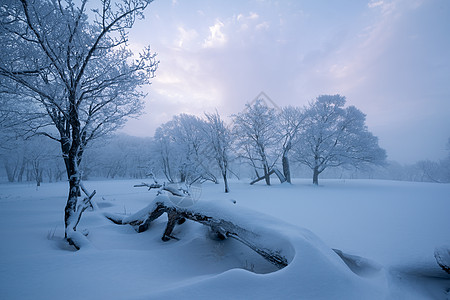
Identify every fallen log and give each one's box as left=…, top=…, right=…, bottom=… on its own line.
left=104, top=194, right=289, bottom=269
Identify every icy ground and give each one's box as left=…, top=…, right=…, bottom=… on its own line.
left=0, top=179, right=449, bottom=299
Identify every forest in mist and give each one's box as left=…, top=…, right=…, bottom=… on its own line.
left=2, top=114, right=449, bottom=186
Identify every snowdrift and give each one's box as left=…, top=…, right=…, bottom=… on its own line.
left=105, top=193, right=387, bottom=299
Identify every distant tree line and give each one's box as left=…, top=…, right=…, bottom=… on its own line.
left=3, top=95, right=448, bottom=189
left=151, top=94, right=387, bottom=189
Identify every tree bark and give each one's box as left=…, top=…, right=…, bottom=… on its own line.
left=64, top=155, right=80, bottom=237
left=313, top=166, right=320, bottom=185
left=64, top=94, right=85, bottom=246
left=264, top=164, right=271, bottom=185
left=223, top=172, right=229, bottom=193
left=282, top=155, right=291, bottom=183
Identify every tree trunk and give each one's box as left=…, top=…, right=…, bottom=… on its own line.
left=17, top=159, right=26, bottom=182
left=64, top=152, right=81, bottom=237
left=61, top=136, right=71, bottom=180
left=4, top=162, right=15, bottom=182
left=272, top=168, right=286, bottom=183
left=264, top=164, right=271, bottom=185
left=282, top=155, right=291, bottom=183
left=250, top=169, right=275, bottom=185
left=37, top=169, right=43, bottom=186
left=313, top=166, right=320, bottom=185
left=63, top=95, right=87, bottom=248
left=180, top=171, right=186, bottom=183
left=223, top=171, right=229, bottom=193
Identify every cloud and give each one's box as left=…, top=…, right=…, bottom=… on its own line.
left=249, top=12, right=259, bottom=20
left=176, top=26, right=199, bottom=48
left=368, top=0, right=384, bottom=9
left=202, top=20, right=227, bottom=48
left=255, top=21, right=270, bottom=31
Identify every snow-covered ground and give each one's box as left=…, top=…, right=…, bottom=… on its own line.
left=0, top=179, right=449, bottom=299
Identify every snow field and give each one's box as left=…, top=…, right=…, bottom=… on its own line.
left=0, top=179, right=449, bottom=299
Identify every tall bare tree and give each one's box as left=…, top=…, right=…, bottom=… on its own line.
left=154, top=114, right=217, bottom=185
left=204, top=111, right=233, bottom=193
left=233, top=100, right=280, bottom=185
left=0, top=0, right=158, bottom=248
left=278, top=106, right=305, bottom=183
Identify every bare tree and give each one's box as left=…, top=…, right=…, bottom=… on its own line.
left=278, top=106, right=305, bottom=183
left=0, top=0, right=158, bottom=248
left=1, top=145, right=25, bottom=183
left=293, top=95, right=386, bottom=185
left=233, top=100, right=280, bottom=185
left=153, top=126, right=177, bottom=183
left=154, top=114, right=217, bottom=185
left=204, top=111, right=233, bottom=193
left=82, top=134, right=153, bottom=179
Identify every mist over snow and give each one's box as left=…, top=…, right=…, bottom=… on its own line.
left=121, top=0, right=450, bottom=164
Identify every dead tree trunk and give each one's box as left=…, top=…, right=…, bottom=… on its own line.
left=250, top=170, right=275, bottom=185
left=104, top=195, right=288, bottom=269
left=273, top=168, right=286, bottom=183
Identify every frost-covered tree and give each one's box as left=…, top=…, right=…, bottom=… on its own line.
left=233, top=100, right=280, bottom=185
left=0, top=137, right=27, bottom=182
left=278, top=106, right=305, bottom=183
left=79, top=134, right=153, bottom=180
left=0, top=0, right=158, bottom=248
left=154, top=114, right=216, bottom=184
left=0, top=134, right=62, bottom=184
left=414, top=138, right=450, bottom=183
left=204, top=112, right=233, bottom=193
left=153, top=125, right=177, bottom=183
left=293, top=95, right=386, bottom=185
left=414, top=160, right=443, bottom=183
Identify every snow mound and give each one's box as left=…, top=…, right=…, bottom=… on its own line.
left=109, top=193, right=386, bottom=299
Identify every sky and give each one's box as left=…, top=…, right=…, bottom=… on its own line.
left=120, top=0, right=450, bottom=164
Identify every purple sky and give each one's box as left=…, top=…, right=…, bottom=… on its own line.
left=119, top=0, right=450, bottom=164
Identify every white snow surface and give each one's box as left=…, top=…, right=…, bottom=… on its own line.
left=0, top=179, right=449, bottom=299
